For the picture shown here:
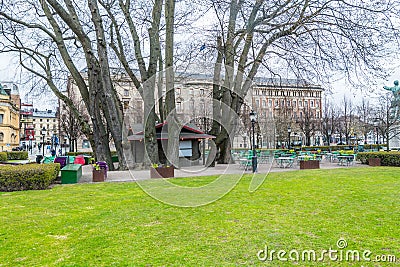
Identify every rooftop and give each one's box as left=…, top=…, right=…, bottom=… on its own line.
left=33, top=110, right=57, bottom=118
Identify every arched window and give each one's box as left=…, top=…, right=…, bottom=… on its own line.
left=0, top=132, right=3, bottom=141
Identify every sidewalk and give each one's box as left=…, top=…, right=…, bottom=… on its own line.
left=78, top=159, right=370, bottom=183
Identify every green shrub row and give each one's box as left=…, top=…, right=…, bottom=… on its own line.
left=0, top=152, right=7, bottom=161
left=66, top=151, right=94, bottom=156
left=0, top=163, right=60, bottom=192
left=66, top=151, right=118, bottom=157
left=299, top=144, right=385, bottom=151
left=357, top=152, right=400, bottom=167
left=6, top=151, right=29, bottom=160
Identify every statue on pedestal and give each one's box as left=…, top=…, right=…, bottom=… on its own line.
left=383, top=80, right=400, bottom=118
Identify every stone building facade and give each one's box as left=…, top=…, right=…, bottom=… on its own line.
left=0, top=82, right=20, bottom=151
left=63, top=71, right=323, bottom=150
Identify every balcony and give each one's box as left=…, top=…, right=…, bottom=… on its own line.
left=21, top=118, right=33, bottom=123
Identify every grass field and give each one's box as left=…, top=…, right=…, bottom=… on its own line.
left=1, top=167, right=399, bottom=266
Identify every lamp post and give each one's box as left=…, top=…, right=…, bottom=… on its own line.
left=29, top=134, right=33, bottom=154
left=287, top=126, right=292, bottom=150
left=64, top=136, right=68, bottom=156
left=41, top=127, right=47, bottom=156
left=328, top=129, right=331, bottom=146
left=250, top=110, right=257, bottom=173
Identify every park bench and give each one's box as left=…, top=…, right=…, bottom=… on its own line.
left=61, top=164, right=82, bottom=184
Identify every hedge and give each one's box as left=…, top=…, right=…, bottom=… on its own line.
left=66, top=151, right=118, bottom=157
left=0, top=163, right=60, bottom=192
left=6, top=151, right=29, bottom=160
left=0, top=152, right=7, bottom=161
left=67, top=151, right=94, bottom=157
left=357, top=152, right=400, bottom=167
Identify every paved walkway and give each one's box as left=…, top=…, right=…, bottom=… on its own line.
left=78, top=159, right=370, bottom=183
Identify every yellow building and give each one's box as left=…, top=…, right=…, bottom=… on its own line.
left=0, top=83, right=20, bottom=151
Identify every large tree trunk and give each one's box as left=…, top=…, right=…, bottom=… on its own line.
left=164, top=0, right=179, bottom=167
left=89, top=0, right=127, bottom=170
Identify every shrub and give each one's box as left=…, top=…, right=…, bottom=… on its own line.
left=0, top=163, right=60, bottom=192
left=7, top=151, right=29, bottom=160
left=66, top=152, right=94, bottom=157
left=0, top=152, right=7, bottom=162
left=357, top=152, right=400, bottom=167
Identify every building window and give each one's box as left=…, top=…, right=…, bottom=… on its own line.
left=176, top=102, right=182, bottom=113
left=124, top=101, right=129, bottom=110
left=200, top=102, right=205, bottom=113
left=305, top=100, right=308, bottom=107
left=255, top=100, right=260, bottom=107
left=200, top=89, right=204, bottom=96
left=262, top=100, right=266, bottom=107
left=40, top=119, right=42, bottom=122
left=124, top=89, right=129, bottom=97
left=190, top=99, right=195, bottom=110
left=33, top=119, right=36, bottom=122
left=0, top=132, right=3, bottom=141
left=53, top=119, right=56, bottom=122
left=0, top=114, right=3, bottom=124
left=299, top=101, right=302, bottom=107
left=176, top=88, right=181, bottom=95
left=293, top=100, right=297, bottom=107
left=275, top=100, right=279, bottom=107
left=47, top=119, right=49, bottom=122
left=310, top=100, right=314, bottom=107
left=268, top=99, right=272, bottom=107
left=281, top=100, right=285, bottom=106
left=190, top=88, right=194, bottom=96
left=300, top=112, right=303, bottom=118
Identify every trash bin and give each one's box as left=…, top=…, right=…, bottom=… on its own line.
left=36, top=155, right=43, bottom=164
left=54, top=156, right=68, bottom=168
left=73, top=155, right=85, bottom=165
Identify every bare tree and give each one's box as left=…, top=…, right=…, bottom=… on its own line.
left=321, top=97, right=337, bottom=146
left=297, top=104, right=320, bottom=146
left=0, top=0, right=129, bottom=170
left=341, top=95, right=354, bottom=145
left=356, top=97, right=374, bottom=143
left=205, top=0, right=400, bottom=163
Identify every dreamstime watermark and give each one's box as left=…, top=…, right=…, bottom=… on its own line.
left=122, top=65, right=273, bottom=207
left=257, top=238, right=397, bottom=263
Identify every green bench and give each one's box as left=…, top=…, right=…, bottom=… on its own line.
left=61, top=164, right=82, bottom=184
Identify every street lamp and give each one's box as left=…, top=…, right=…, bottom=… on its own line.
left=28, top=134, right=33, bottom=154
left=250, top=110, right=257, bottom=173
left=64, top=136, right=68, bottom=156
left=41, top=127, right=47, bottom=156
left=287, top=126, right=292, bottom=150
left=327, top=129, right=331, bottom=146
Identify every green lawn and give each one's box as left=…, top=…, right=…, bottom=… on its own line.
left=0, top=167, right=399, bottom=266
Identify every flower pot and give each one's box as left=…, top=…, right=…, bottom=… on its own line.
left=368, top=158, right=381, bottom=167
left=300, top=160, right=320, bottom=170
left=150, top=166, right=174, bottom=178
left=92, top=169, right=105, bottom=182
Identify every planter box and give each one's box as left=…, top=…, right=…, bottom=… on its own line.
left=61, top=164, right=82, bottom=184
left=92, top=169, right=106, bottom=182
left=150, top=166, right=174, bottom=178
left=368, top=158, right=381, bottom=167
left=300, top=160, right=320, bottom=170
